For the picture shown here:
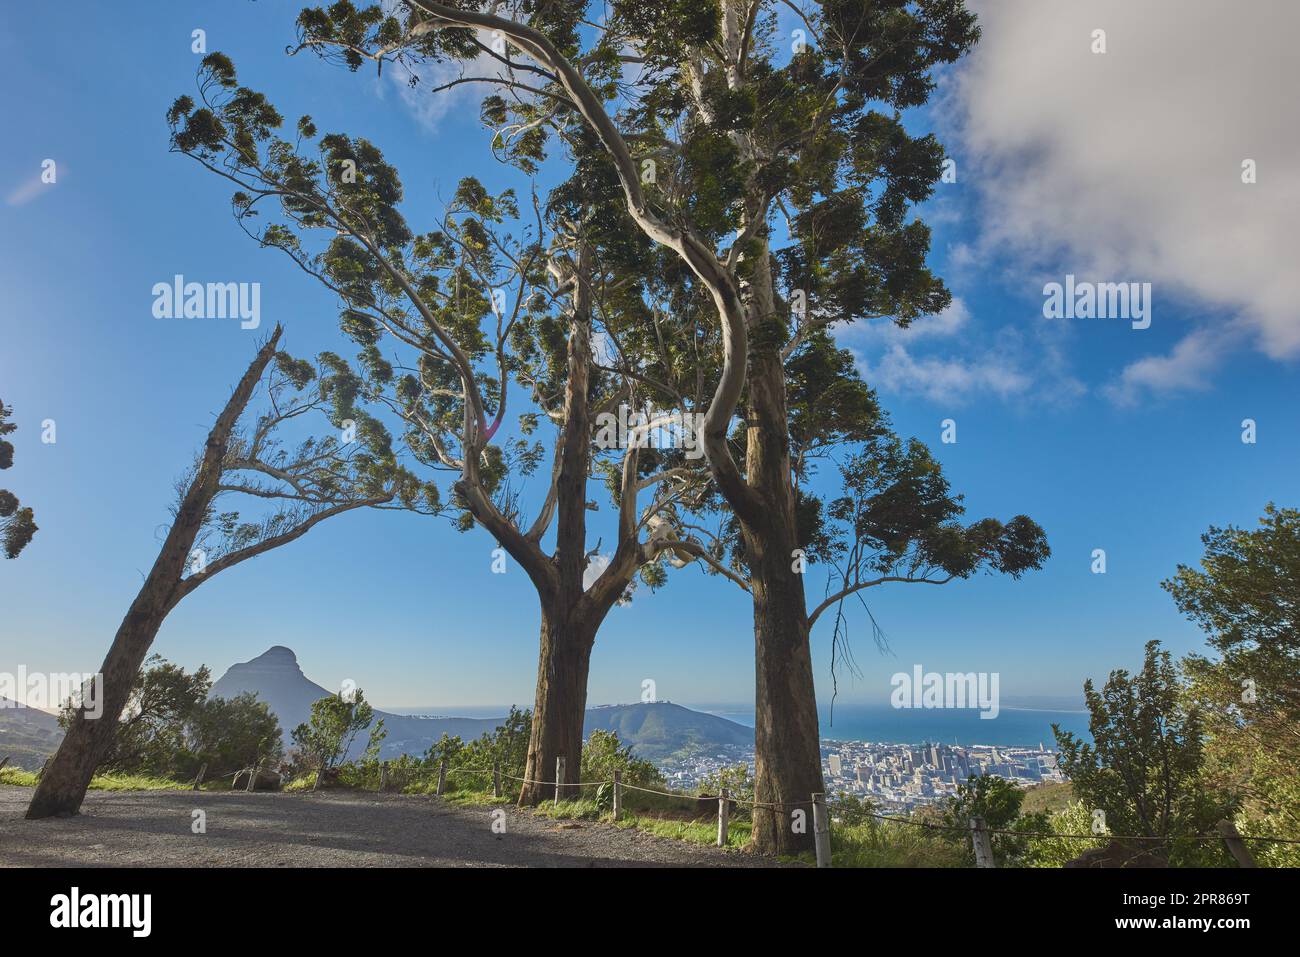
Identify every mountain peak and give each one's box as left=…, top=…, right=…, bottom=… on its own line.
left=251, top=645, right=298, bottom=665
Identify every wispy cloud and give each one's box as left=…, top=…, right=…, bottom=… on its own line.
left=847, top=298, right=1082, bottom=406
left=6, top=168, right=58, bottom=207
left=858, top=340, right=1032, bottom=405
left=376, top=30, right=512, bottom=134
left=1102, top=323, right=1237, bottom=407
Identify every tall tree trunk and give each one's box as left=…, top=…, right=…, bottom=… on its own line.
left=745, top=346, right=823, bottom=856
left=518, top=603, right=594, bottom=805
left=515, top=246, right=602, bottom=806
left=26, top=331, right=281, bottom=819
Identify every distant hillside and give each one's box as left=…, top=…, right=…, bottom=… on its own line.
left=209, top=646, right=500, bottom=760
left=0, top=697, right=63, bottom=770
left=0, top=651, right=756, bottom=768
left=214, top=648, right=753, bottom=763
left=583, top=702, right=752, bottom=761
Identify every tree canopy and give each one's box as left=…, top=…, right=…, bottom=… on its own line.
left=0, top=399, right=38, bottom=560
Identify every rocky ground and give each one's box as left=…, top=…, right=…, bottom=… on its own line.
left=0, top=785, right=792, bottom=868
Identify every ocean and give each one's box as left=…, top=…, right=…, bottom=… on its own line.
left=385, top=702, right=1093, bottom=748
left=696, top=704, right=1092, bottom=748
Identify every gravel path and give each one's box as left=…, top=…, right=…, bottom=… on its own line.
left=0, top=786, right=791, bottom=868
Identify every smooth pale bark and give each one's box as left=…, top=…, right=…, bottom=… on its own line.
left=26, top=330, right=282, bottom=819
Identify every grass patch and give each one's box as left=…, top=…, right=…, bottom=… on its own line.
left=619, top=813, right=753, bottom=848
left=442, top=789, right=511, bottom=808
left=0, top=767, right=192, bottom=792
left=829, top=819, right=969, bottom=868
left=83, top=773, right=191, bottom=792
left=528, top=797, right=755, bottom=850
left=1020, top=781, right=1074, bottom=815
left=282, top=774, right=316, bottom=793
left=0, top=768, right=38, bottom=787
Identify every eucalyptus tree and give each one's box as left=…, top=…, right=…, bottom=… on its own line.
left=283, top=0, right=1046, bottom=853
left=27, top=326, right=426, bottom=818
left=0, top=399, right=38, bottom=559
left=167, top=56, right=717, bottom=802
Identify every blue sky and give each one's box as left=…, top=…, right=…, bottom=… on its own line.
left=2, top=1, right=1296, bottom=712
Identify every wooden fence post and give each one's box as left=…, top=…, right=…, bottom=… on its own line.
left=191, top=763, right=207, bottom=791
left=436, top=760, right=448, bottom=796
left=554, top=756, right=566, bottom=806
left=493, top=760, right=501, bottom=798
left=612, top=770, right=622, bottom=820
left=717, top=787, right=730, bottom=847
left=811, top=792, right=832, bottom=868
left=379, top=760, right=389, bottom=792
left=970, top=816, right=996, bottom=868
left=1217, top=819, right=1257, bottom=868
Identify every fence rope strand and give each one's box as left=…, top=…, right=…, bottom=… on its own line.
left=354, top=762, right=1300, bottom=845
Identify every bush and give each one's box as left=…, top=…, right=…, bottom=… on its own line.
left=936, top=775, right=1049, bottom=866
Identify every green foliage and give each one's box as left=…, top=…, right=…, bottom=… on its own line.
left=785, top=332, right=886, bottom=470
left=1163, top=504, right=1300, bottom=864
left=52, top=655, right=283, bottom=782
left=698, top=762, right=755, bottom=805
left=0, top=399, right=38, bottom=559
left=281, top=0, right=983, bottom=395
left=1054, top=640, right=1234, bottom=865
left=291, top=689, right=379, bottom=771
left=581, top=728, right=664, bottom=790
left=187, top=693, right=284, bottom=777
left=829, top=792, right=878, bottom=827
left=1022, top=800, right=1099, bottom=868
left=724, top=380, right=1050, bottom=586
left=937, top=774, right=1048, bottom=866
left=169, top=65, right=541, bottom=534
left=829, top=439, right=1049, bottom=580
left=60, top=655, right=212, bottom=775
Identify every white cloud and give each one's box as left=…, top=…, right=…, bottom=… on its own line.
left=848, top=295, right=1089, bottom=406
left=946, top=0, right=1300, bottom=401
left=856, top=297, right=972, bottom=343
left=583, top=554, right=611, bottom=591
left=859, top=341, right=1032, bottom=405
left=1102, top=323, right=1237, bottom=406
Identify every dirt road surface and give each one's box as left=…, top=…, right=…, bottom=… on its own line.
left=0, top=786, right=791, bottom=868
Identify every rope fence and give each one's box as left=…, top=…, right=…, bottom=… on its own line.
left=357, top=754, right=1297, bottom=867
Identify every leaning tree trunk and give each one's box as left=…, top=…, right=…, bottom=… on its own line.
left=26, top=331, right=281, bottom=819
left=518, top=605, right=595, bottom=805
left=25, top=596, right=174, bottom=817
left=745, top=346, right=824, bottom=856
